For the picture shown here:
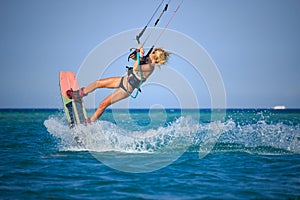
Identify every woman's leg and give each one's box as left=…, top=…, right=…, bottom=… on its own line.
left=90, top=88, right=129, bottom=122
left=83, top=77, right=121, bottom=95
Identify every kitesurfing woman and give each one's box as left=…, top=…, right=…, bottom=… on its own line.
left=67, top=44, right=169, bottom=123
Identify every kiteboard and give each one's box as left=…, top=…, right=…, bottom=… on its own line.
left=59, top=71, right=88, bottom=127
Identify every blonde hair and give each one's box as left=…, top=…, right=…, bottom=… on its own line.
left=153, top=48, right=170, bottom=65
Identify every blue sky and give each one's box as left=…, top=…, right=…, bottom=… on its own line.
left=1, top=0, right=300, bottom=108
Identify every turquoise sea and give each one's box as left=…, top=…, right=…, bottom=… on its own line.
left=1, top=108, right=299, bottom=199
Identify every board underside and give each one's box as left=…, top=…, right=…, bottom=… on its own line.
left=59, top=71, right=87, bottom=127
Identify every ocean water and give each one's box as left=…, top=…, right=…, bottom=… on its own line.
left=1, top=108, right=299, bottom=199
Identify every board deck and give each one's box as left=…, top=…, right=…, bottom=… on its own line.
left=59, top=71, right=88, bottom=127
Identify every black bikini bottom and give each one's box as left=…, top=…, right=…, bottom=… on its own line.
left=119, top=73, right=142, bottom=93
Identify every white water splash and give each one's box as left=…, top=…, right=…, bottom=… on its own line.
left=44, top=115, right=199, bottom=153
left=44, top=114, right=300, bottom=156
left=218, top=119, right=300, bottom=154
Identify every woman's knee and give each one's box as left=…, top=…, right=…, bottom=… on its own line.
left=96, top=80, right=103, bottom=88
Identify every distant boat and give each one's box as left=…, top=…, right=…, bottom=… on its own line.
left=273, top=105, right=286, bottom=110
